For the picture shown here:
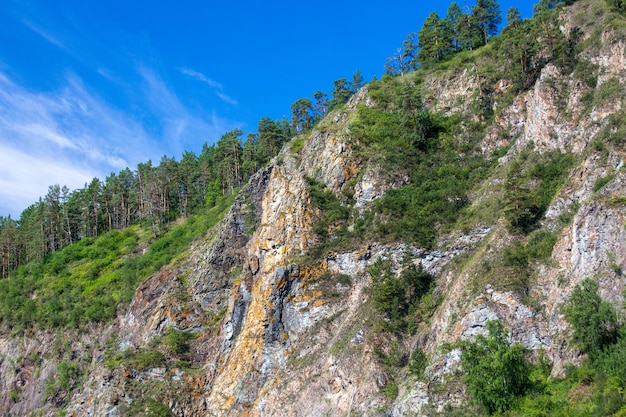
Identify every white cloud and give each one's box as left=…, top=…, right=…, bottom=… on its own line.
left=217, top=92, right=238, bottom=106
left=179, top=67, right=238, bottom=105
left=0, top=143, right=94, bottom=217
left=179, top=67, right=222, bottom=89
left=139, top=66, right=240, bottom=152
left=21, top=19, right=70, bottom=53
left=0, top=71, right=147, bottom=216
left=18, top=123, right=79, bottom=149
left=0, top=66, right=242, bottom=217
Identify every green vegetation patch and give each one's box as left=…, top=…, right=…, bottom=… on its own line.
left=449, top=278, right=626, bottom=416
left=369, top=254, right=437, bottom=333
left=349, top=76, right=496, bottom=248
left=461, top=320, right=533, bottom=415
left=0, top=195, right=234, bottom=333
left=122, top=398, right=172, bottom=417
left=504, top=149, right=575, bottom=234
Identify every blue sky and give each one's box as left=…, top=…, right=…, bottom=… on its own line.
left=0, top=0, right=536, bottom=218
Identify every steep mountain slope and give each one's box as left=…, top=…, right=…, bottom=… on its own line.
left=1, top=0, right=626, bottom=415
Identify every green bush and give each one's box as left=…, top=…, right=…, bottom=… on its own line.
left=461, top=320, right=532, bottom=415
left=369, top=258, right=434, bottom=332
left=165, top=328, right=195, bottom=356
left=306, top=177, right=350, bottom=239
left=124, top=350, right=166, bottom=371
left=505, top=150, right=574, bottom=234
left=408, top=348, right=428, bottom=378
left=381, top=382, right=399, bottom=400
left=563, top=278, right=618, bottom=360
left=123, top=398, right=172, bottom=417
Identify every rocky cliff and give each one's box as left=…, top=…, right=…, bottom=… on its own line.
left=1, top=0, right=626, bottom=415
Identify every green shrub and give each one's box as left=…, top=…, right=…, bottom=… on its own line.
left=593, top=174, right=616, bottom=192
left=461, top=320, right=532, bottom=415
left=563, top=278, right=618, bottom=360
left=165, top=328, right=195, bottom=356
left=369, top=258, right=434, bottom=332
left=505, top=150, right=574, bottom=234
left=123, top=398, right=172, bottom=417
left=306, top=177, right=350, bottom=239
left=124, top=350, right=166, bottom=371
left=381, top=381, right=399, bottom=400
left=408, top=348, right=428, bottom=378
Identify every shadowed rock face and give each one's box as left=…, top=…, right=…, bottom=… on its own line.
left=2, top=2, right=626, bottom=415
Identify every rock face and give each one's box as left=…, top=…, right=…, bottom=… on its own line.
left=2, top=1, right=626, bottom=415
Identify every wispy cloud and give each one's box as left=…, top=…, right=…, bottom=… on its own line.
left=0, top=5, right=243, bottom=217
left=179, top=67, right=238, bottom=105
left=217, top=92, right=238, bottom=106
left=0, top=71, right=149, bottom=216
left=139, top=66, right=239, bottom=151
left=0, top=143, right=93, bottom=217
left=0, top=67, right=242, bottom=217
left=179, top=67, right=222, bottom=89
left=21, top=19, right=71, bottom=53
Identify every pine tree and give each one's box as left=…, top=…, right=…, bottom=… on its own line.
left=351, top=69, right=365, bottom=92
left=472, top=0, right=502, bottom=46
left=402, top=33, right=420, bottom=71
left=329, top=78, right=353, bottom=110
left=506, top=6, right=521, bottom=28
left=313, top=90, right=329, bottom=120
left=446, top=2, right=465, bottom=51
left=418, top=12, right=452, bottom=65
left=291, top=98, right=314, bottom=132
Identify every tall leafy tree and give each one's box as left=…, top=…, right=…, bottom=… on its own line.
left=177, top=151, right=198, bottom=217
left=384, top=32, right=420, bottom=75
left=242, top=133, right=258, bottom=179
left=85, top=178, right=102, bottom=238
left=216, top=129, right=244, bottom=194
left=0, top=216, right=18, bottom=278
left=402, top=33, right=420, bottom=71
left=458, top=8, right=481, bottom=50
left=313, top=90, right=329, bottom=121
left=117, top=167, right=136, bottom=228
left=19, top=201, right=46, bottom=264
left=136, top=161, right=157, bottom=235
left=563, top=278, right=618, bottom=359
left=256, top=117, right=286, bottom=165
left=198, top=143, right=218, bottom=202
left=43, top=185, right=62, bottom=253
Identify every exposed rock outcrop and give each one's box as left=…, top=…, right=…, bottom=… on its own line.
left=2, top=1, right=626, bottom=415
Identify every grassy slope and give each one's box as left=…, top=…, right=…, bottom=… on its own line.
left=0, top=195, right=235, bottom=333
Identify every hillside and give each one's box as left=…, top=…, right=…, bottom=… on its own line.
left=1, top=0, right=626, bottom=415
